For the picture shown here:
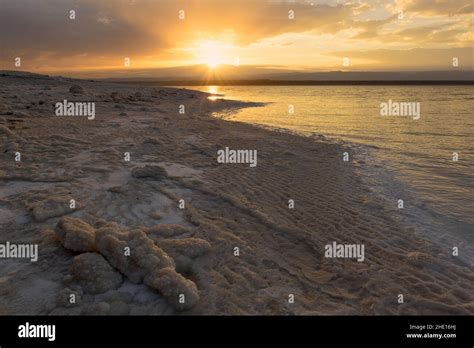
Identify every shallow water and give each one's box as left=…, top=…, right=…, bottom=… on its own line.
left=188, top=85, right=474, bottom=244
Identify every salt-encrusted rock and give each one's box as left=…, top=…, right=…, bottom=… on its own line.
left=167, top=254, right=193, bottom=274
left=55, top=216, right=95, bottom=252
left=49, top=306, right=83, bottom=316
left=107, top=301, right=130, bottom=315
left=95, top=219, right=121, bottom=229
left=159, top=238, right=211, bottom=259
left=82, top=301, right=108, bottom=315
left=57, top=287, right=83, bottom=308
left=128, top=229, right=174, bottom=269
left=144, top=224, right=189, bottom=237
left=102, top=291, right=133, bottom=304
left=31, top=196, right=79, bottom=222
left=95, top=227, right=134, bottom=277
left=156, top=238, right=211, bottom=273
left=131, top=165, right=167, bottom=180
left=82, top=300, right=129, bottom=315
left=96, top=228, right=174, bottom=284
left=144, top=267, right=199, bottom=311
left=70, top=253, right=123, bottom=294
left=69, top=85, right=84, bottom=94
left=85, top=301, right=110, bottom=315
left=54, top=218, right=200, bottom=310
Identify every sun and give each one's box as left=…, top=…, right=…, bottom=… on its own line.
left=207, top=56, right=220, bottom=69
left=193, top=40, right=227, bottom=69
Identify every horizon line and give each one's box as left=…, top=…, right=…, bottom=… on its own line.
left=113, top=80, right=474, bottom=86
left=2, top=70, right=473, bottom=86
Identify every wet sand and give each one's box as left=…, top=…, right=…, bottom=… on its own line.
left=0, top=71, right=472, bottom=315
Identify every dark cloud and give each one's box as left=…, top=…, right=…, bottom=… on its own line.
left=0, top=0, right=359, bottom=68
left=0, top=1, right=159, bottom=64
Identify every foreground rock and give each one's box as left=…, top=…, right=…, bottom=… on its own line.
left=144, top=267, right=200, bottom=311
left=96, top=228, right=175, bottom=283
left=54, top=217, right=204, bottom=311
left=55, top=216, right=95, bottom=252
left=144, top=224, right=189, bottom=237
left=159, top=238, right=211, bottom=259
left=70, top=253, right=123, bottom=294
left=131, top=165, right=167, bottom=180
left=29, top=196, right=79, bottom=222
left=158, top=238, right=212, bottom=273
left=57, top=287, right=83, bottom=308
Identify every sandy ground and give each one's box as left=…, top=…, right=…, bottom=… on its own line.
left=0, top=71, right=472, bottom=315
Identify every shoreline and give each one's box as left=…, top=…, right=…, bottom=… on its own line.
left=1, top=72, right=473, bottom=315
left=205, top=85, right=474, bottom=265
left=220, top=109, right=474, bottom=261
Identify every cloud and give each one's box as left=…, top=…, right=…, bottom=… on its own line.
left=327, top=47, right=474, bottom=70
left=350, top=15, right=398, bottom=39
left=0, top=0, right=471, bottom=72
left=393, top=0, right=474, bottom=16
left=0, top=1, right=356, bottom=63
left=0, top=0, right=160, bottom=67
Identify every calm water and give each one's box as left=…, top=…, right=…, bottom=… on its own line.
left=189, top=85, right=474, bottom=244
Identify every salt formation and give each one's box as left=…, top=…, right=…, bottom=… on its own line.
left=144, top=224, right=189, bottom=237
left=70, top=253, right=123, bottom=294
left=53, top=217, right=208, bottom=311
left=157, top=238, right=212, bottom=273
left=55, top=216, right=95, bottom=252
left=144, top=267, right=199, bottom=311
left=29, top=196, right=80, bottom=222
left=95, top=228, right=175, bottom=283
left=158, top=238, right=211, bottom=259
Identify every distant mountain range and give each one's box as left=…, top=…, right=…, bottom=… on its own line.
left=2, top=67, right=473, bottom=85
left=95, top=65, right=473, bottom=84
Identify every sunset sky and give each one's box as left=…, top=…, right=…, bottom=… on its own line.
left=0, top=0, right=472, bottom=76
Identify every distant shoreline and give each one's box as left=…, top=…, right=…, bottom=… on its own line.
left=113, top=80, right=474, bottom=86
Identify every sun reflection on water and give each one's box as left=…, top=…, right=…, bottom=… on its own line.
left=207, top=85, right=224, bottom=100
